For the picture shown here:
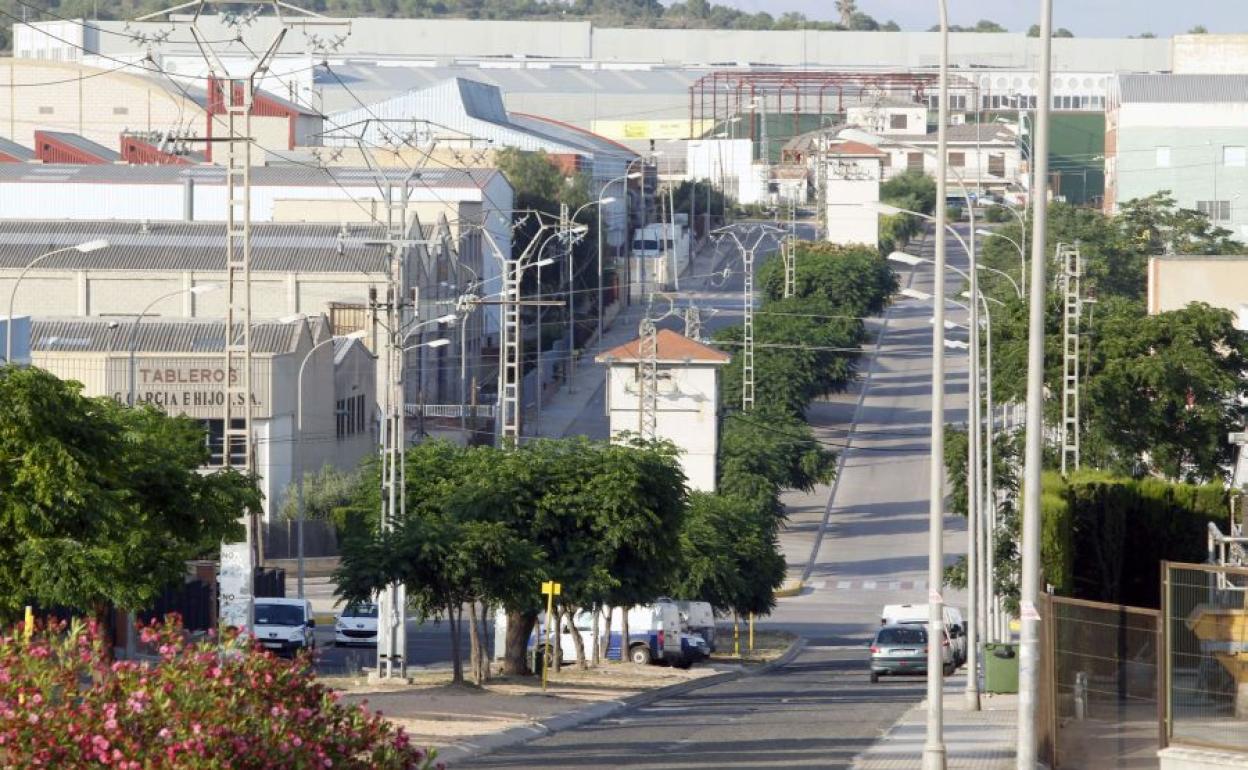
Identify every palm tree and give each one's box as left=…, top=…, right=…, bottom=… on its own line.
left=836, top=0, right=857, bottom=29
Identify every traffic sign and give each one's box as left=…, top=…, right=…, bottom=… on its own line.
left=541, top=581, right=562, bottom=596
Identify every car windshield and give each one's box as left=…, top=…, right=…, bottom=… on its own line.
left=343, top=603, right=378, bottom=619
left=877, top=627, right=926, bottom=646
left=255, top=604, right=305, bottom=627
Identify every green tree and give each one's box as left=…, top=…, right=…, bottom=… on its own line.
left=0, top=366, right=254, bottom=622
left=1188, top=25, right=1208, bottom=34
left=672, top=491, right=785, bottom=618
left=835, top=0, right=856, bottom=28
left=759, top=242, right=899, bottom=318
left=718, top=408, right=836, bottom=517
left=278, top=463, right=361, bottom=522
left=1086, top=301, right=1248, bottom=480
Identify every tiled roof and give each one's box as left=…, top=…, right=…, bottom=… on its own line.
left=29, top=316, right=319, bottom=354
left=826, top=140, right=886, bottom=157
left=595, top=328, right=730, bottom=365
left=0, top=221, right=393, bottom=274
left=1118, top=73, right=1248, bottom=104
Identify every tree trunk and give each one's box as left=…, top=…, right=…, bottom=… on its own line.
left=552, top=607, right=563, bottom=674
left=591, top=603, right=601, bottom=666
left=620, top=606, right=630, bottom=663
left=448, top=604, right=464, bottom=685
left=568, top=606, right=588, bottom=671
left=600, top=606, right=613, bottom=663
left=467, top=601, right=483, bottom=686
left=478, top=603, right=492, bottom=683
left=503, top=610, right=536, bottom=676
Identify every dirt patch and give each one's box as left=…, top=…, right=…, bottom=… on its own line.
left=710, top=628, right=798, bottom=665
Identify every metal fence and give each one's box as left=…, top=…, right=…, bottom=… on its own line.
left=1162, top=562, right=1248, bottom=753
left=1038, top=594, right=1161, bottom=769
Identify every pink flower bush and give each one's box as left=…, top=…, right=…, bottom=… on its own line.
left=0, top=616, right=440, bottom=769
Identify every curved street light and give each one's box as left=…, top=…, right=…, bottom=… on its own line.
left=5, top=239, right=110, bottom=363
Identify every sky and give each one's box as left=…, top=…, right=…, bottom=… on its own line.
left=713, top=1, right=1248, bottom=38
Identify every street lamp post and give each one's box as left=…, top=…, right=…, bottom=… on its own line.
left=599, top=174, right=642, bottom=345
left=976, top=227, right=1027, bottom=297
left=566, top=199, right=613, bottom=392
left=5, top=239, right=110, bottom=363
left=294, top=328, right=367, bottom=599
left=1019, top=1, right=1055, bottom=765
left=925, top=2, right=951, bottom=762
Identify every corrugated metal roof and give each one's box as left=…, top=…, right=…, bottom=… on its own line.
left=30, top=317, right=310, bottom=354
left=37, top=131, right=123, bottom=162
left=0, top=163, right=499, bottom=188
left=0, top=221, right=393, bottom=274
left=0, top=137, right=35, bottom=161
left=1118, top=73, right=1248, bottom=103
left=884, top=124, right=1015, bottom=143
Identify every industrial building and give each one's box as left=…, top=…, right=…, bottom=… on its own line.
left=1106, top=74, right=1248, bottom=241
left=0, top=219, right=474, bottom=414
left=28, top=314, right=375, bottom=523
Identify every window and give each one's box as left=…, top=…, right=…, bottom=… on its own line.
left=906, top=152, right=924, bottom=171
left=1224, top=146, right=1246, bottom=168
left=328, top=302, right=367, bottom=336
left=948, top=152, right=965, bottom=168
left=336, top=394, right=367, bottom=438
left=200, top=418, right=246, bottom=467
left=1155, top=146, right=1171, bottom=168
left=37, top=106, right=53, bottom=115
left=949, top=94, right=967, bottom=111
left=1197, top=200, right=1231, bottom=221
left=988, top=154, right=1006, bottom=177
left=113, top=106, right=129, bottom=116
left=889, top=114, right=908, bottom=130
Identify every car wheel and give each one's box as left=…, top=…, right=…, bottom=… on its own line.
left=629, top=644, right=652, bottom=666
left=870, top=672, right=880, bottom=684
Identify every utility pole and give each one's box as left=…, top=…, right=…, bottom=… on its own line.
left=925, top=3, right=951, bottom=767
left=1019, top=0, right=1055, bottom=766
left=370, top=182, right=414, bottom=681
left=1059, top=241, right=1082, bottom=475
left=137, top=0, right=331, bottom=636
left=713, top=224, right=782, bottom=413
left=637, top=316, right=659, bottom=439
left=683, top=304, right=702, bottom=341
left=782, top=201, right=797, bottom=299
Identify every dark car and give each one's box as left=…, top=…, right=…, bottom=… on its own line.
left=870, top=624, right=934, bottom=683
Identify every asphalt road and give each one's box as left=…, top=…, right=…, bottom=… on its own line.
left=461, top=224, right=979, bottom=768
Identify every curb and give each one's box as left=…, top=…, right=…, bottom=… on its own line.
left=774, top=579, right=805, bottom=598
left=436, top=637, right=807, bottom=765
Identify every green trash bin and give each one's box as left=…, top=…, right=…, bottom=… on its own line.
left=983, top=643, right=1019, bottom=694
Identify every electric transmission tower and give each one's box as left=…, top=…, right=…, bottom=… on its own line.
left=1059, top=241, right=1082, bottom=475
left=713, top=224, right=784, bottom=412
left=138, top=0, right=345, bottom=635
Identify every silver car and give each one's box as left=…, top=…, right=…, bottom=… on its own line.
left=869, top=624, right=953, bottom=683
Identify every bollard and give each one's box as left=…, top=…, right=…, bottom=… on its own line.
left=1074, top=671, right=1088, bottom=720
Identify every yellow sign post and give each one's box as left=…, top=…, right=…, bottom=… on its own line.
left=540, top=581, right=562, bottom=692
left=749, top=613, right=755, bottom=654
left=23, top=605, right=33, bottom=644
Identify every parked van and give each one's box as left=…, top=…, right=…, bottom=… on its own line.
left=674, top=600, right=717, bottom=652
left=500, top=600, right=696, bottom=668
left=881, top=604, right=966, bottom=666
left=253, top=597, right=315, bottom=656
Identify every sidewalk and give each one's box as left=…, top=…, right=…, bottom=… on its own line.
left=852, top=678, right=1019, bottom=769
left=526, top=237, right=721, bottom=441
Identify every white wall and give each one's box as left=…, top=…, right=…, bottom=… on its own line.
left=826, top=157, right=880, bottom=247
left=604, top=362, right=721, bottom=492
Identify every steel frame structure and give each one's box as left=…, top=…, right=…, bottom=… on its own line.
left=688, top=70, right=978, bottom=142
left=1058, top=242, right=1082, bottom=475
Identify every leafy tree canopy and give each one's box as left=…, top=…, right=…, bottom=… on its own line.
left=0, top=366, right=254, bottom=621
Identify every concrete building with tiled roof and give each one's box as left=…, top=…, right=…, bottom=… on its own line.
left=596, top=329, right=729, bottom=491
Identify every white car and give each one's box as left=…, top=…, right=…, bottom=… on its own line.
left=254, top=597, right=315, bottom=656
left=334, top=602, right=379, bottom=647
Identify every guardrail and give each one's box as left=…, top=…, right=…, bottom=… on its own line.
left=405, top=404, right=496, bottom=419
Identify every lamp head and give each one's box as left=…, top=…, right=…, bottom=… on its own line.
left=599, top=196, right=617, bottom=205
left=426, top=338, right=450, bottom=349
left=887, top=251, right=924, bottom=266
left=626, top=172, right=642, bottom=179
left=901, top=287, right=932, bottom=301
left=75, top=239, right=110, bottom=253
left=190, top=284, right=221, bottom=295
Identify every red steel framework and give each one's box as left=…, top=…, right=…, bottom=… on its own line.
left=689, top=70, right=979, bottom=141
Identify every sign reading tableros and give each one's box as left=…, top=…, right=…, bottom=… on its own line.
left=106, top=357, right=271, bottom=418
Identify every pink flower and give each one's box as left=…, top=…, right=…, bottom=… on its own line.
left=158, top=728, right=171, bottom=740
left=292, top=736, right=303, bottom=747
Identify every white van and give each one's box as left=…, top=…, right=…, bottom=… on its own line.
left=881, top=604, right=966, bottom=666
left=674, top=600, right=717, bottom=652
left=253, top=597, right=315, bottom=656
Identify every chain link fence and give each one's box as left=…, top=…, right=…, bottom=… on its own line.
left=1038, top=593, right=1161, bottom=769
left=1162, top=562, right=1248, bottom=753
